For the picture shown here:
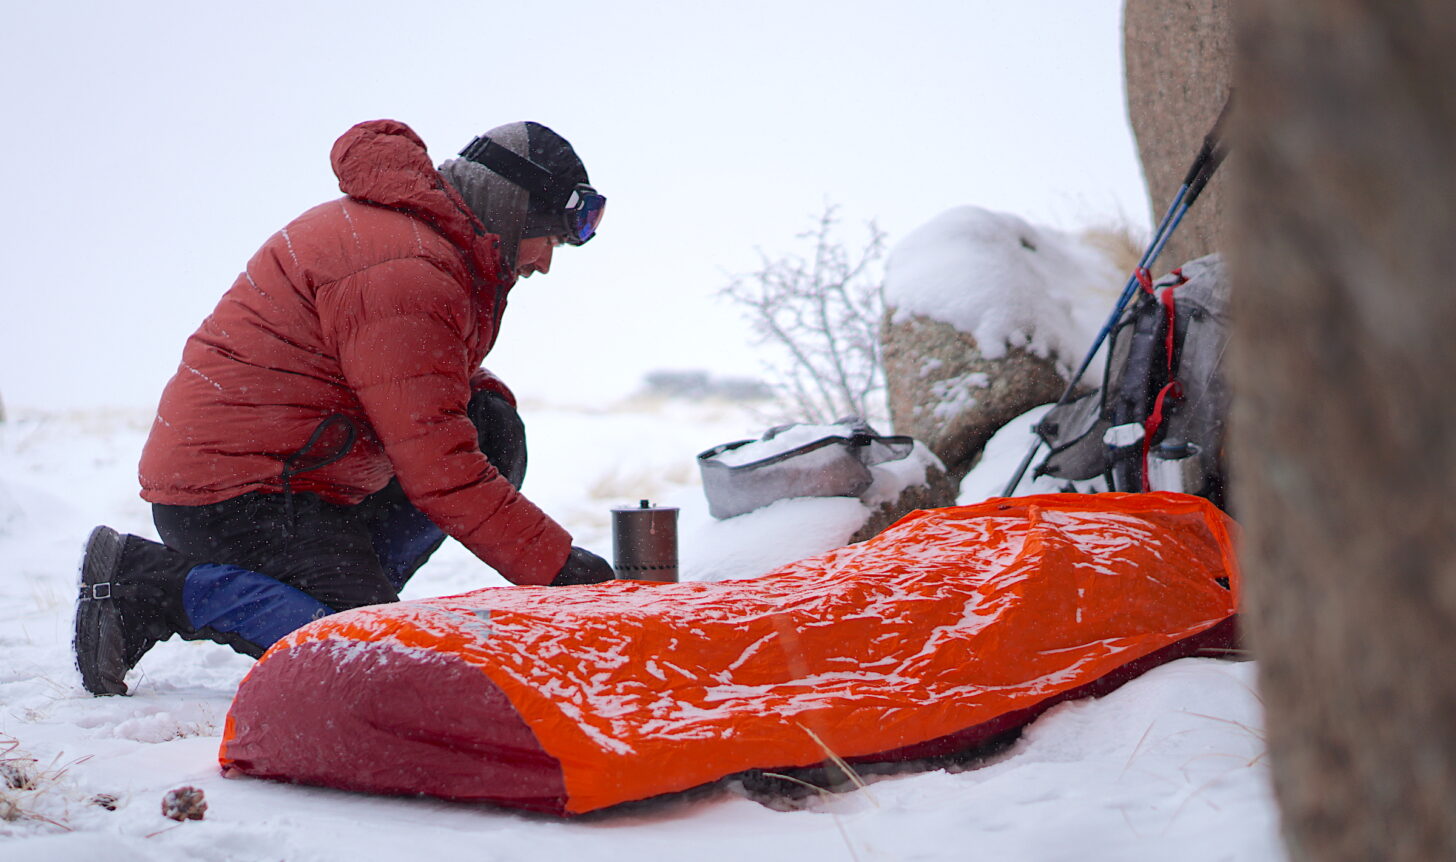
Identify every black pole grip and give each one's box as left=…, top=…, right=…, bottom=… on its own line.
left=1186, top=141, right=1230, bottom=206
left=1180, top=91, right=1236, bottom=187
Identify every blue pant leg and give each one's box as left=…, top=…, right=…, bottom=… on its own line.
left=182, top=564, right=335, bottom=653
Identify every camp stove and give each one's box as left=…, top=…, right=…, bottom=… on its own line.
left=611, top=500, right=679, bottom=582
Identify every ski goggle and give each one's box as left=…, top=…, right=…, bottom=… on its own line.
left=458, top=135, right=605, bottom=245
left=561, top=185, right=606, bottom=245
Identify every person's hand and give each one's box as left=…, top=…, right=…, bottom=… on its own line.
left=550, top=546, right=614, bottom=586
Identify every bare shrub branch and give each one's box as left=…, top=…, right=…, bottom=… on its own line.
left=721, top=204, right=888, bottom=424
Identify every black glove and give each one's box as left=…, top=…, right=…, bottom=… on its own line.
left=550, top=546, right=615, bottom=586
left=467, top=389, right=527, bottom=489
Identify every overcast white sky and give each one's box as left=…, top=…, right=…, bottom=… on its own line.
left=1, top=0, right=1147, bottom=412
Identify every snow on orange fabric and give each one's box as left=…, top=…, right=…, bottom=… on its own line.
left=223, top=492, right=1238, bottom=813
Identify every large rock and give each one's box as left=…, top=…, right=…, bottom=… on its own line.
left=1230, top=1, right=1456, bottom=859
left=1124, top=0, right=1232, bottom=269
left=882, top=313, right=1066, bottom=484
left=881, top=207, right=1125, bottom=486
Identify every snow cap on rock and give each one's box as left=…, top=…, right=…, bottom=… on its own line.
left=884, top=206, right=1123, bottom=377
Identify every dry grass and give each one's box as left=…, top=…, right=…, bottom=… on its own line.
left=1079, top=220, right=1148, bottom=277
left=0, top=735, right=86, bottom=833
left=749, top=725, right=876, bottom=862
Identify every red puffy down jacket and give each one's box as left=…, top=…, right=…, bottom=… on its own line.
left=139, top=120, right=571, bottom=586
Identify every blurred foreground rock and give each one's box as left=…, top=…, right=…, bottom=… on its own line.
left=1231, top=0, right=1456, bottom=859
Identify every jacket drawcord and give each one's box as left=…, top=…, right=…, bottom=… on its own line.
left=279, top=414, right=358, bottom=539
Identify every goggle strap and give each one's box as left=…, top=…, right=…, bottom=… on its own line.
left=459, top=136, right=565, bottom=201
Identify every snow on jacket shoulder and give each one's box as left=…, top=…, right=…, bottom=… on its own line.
left=139, top=119, right=571, bottom=586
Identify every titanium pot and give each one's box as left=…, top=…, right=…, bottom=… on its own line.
left=612, top=500, right=679, bottom=582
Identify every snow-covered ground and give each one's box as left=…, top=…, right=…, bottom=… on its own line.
left=0, top=398, right=1284, bottom=862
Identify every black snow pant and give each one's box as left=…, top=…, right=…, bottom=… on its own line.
left=150, top=390, right=528, bottom=653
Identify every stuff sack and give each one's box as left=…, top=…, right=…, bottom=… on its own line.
left=219, top=492, right=1239, bottom=815
left=697, top=419, right=915, bottom=518
left=1034, top=254, right=1231, bottom=507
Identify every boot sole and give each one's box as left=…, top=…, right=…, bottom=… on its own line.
left=74, top=526, right=130, bottom=696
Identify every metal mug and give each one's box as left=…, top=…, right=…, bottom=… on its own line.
left=1147, top=441, right=1205, bottom=495
left=612, top=500, right=679, bottom=582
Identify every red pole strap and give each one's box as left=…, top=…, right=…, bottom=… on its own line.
left=1136, top=266, right=1155, bottom=295
left=1139, top=274, right=1188, bottom=490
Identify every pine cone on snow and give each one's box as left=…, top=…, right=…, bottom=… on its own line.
left=161, top=786, right=207, bottom=821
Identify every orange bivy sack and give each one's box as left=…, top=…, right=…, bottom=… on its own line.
left=219, top=493, right=1239, bottom=815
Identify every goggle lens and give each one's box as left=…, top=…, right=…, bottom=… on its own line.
left=564, top=187, right=606, bottom=245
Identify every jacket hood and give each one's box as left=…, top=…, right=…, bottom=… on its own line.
left=330, top=119, right=499, bottom=274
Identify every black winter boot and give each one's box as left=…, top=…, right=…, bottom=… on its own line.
left=74, top=526, right=195, bottom=696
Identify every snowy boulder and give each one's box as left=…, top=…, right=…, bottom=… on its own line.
left=882, top=206, right=1124, bottom=481
left=883, top=316, right=1064, bottom=483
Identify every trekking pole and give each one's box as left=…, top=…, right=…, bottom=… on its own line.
left=1000, top=95, right=1232, bottom=497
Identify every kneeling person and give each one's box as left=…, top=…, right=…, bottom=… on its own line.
left=75, top=119, right=613, bottom=696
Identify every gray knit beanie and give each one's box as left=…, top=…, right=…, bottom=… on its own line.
left=438, top=122, right=590, bottom=272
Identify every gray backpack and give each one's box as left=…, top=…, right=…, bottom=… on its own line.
left=1033, top=254, right=1231, bottom=508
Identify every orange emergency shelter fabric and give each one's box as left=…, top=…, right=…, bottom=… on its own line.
left=219, top=493, right=1239, bottom=814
